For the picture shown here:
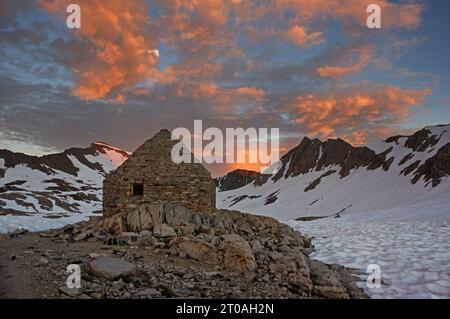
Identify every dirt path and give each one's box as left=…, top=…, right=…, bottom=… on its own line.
left=0, top=232, right=111, bottom=299
left=0, top=233, right=48, bottom=298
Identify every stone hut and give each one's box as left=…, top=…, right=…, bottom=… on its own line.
left=103, top=129, right=216, bottom=217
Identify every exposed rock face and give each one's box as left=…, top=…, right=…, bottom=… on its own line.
left=103, top=130, right=216, bottom=217
left=57, top=203, right=367, bottom=299
left=413, top=143, right=450, bottom=186
left=215, top=169, right=271, bottom=191
left=403, top=128, right=440, bottom=152
left=388, top=127, right=450, bottom=186
left=304, top=170, right=336, bottom=192
left=273, top=137, right=388, bottom=182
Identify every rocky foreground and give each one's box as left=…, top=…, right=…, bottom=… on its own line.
left=0, top=204, right=367, bottom=299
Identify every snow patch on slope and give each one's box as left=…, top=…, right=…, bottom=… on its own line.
left=0, top=144, right=129, bottom=232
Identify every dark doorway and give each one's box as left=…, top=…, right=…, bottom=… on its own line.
left=132, top=183, right=144, bottom=196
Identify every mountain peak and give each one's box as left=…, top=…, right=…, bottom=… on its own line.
left=271, top=135, right=387, bottom=182
left=90, top=142, right=131, bottom=157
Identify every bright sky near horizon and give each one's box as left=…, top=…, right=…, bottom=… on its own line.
left=0, top=0, right=449, bottom=175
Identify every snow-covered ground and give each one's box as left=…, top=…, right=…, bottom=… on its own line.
left=289, top=198, right=450, bottom=299
left=0, top=210, right=100, bottom=234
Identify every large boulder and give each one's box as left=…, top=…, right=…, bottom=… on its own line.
left=169, top=237, right=218, bottom=264
left=126, top=210, right=141, bottom=233
left=219, top=234, right=256, bottom=271
left=89, top=257, right=136, bottom=280
left=171, top=205, right=191, bottom=226
left=126, top=204, right=159, bottom=232
left=149, top=203, right=165, bottom=225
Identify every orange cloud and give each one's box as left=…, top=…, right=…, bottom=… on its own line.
left=204, top=86, right=267, bottom=116
left=156, top=0, right=233, bottom=49
left=284, top=25, right=323, bottom=47
left=317, top=47, right=372, bottom=77
left=235, top=87, right=266, bottom=99
left=192, top=84, right=220, bottom=99
left=39, top=0, right=158, bottom=101
left=272, top=0, right=423, bottom=29
left=284, top=85, right=432, bottom=145
left=39, top=0, right=424, bottom=105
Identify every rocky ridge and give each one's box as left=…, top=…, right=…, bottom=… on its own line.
left=218, top=125, right=450, bottom=192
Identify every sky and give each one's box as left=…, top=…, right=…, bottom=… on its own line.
left=0, top=0, right=449, bottom=176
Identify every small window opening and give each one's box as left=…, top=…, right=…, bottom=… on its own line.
left=132, top=183, right=144, bottom=196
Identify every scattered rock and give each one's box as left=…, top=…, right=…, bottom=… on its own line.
left=153, top=224, right=177, bottom=238
left=105, top=214, right=125, bottom=235
left=74, top=230, right=92, bottom=242
left=135, top=288, right=162, bottom=298
left=8, top=228, right=29, bottom=238
left=59, top=286, right=81, bottom=297
left=118, top=232, right=141, bottom=245
left=139, top=230, right=152, bottom=237
left=88, top=253, right=101, bottom=259
left=175, top=223, right=196, bottom=236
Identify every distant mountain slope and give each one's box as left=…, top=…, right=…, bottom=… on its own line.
left=0, top=142, right=130, bottom=221
left=215, top=169, right=271, bottom=191
left=217, top=125, right=450, bottom=221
